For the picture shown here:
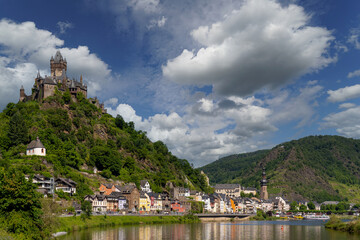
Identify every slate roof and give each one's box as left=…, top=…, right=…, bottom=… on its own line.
left=27, top=137, right=45, bottom=149
left=43, top=77, right=57, bottom=85
left=116, top=184, right=136, bottom=193
left=54, top=51, right=65, bottom=63
left=214, top=184, right=241, bottom=190
left=56, top=177, right=77, bottom=187
left=140, top=180, right=149, bottom=187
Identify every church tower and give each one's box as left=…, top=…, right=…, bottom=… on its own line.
left=50, top=51, right=67, bottom=78
left=260, top=167, right=268, bottom=200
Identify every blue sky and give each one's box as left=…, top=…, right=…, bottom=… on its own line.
left=1, top=0, right=360, bottom=167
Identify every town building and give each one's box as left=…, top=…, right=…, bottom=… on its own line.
left=139, top=192, right=150, bottom=212
left=26, top=174, right=54, bottom=195
left=84, top=194, right=107, bottom=213
left=214, top=184, right=241, bottom=198
left=55, top=178, right=77, bottom=195
left=116, top=184, right=140, bottom=212
left=242, top=187, right=257, bottom=196
left=26, top=137, right=46, bottom=156
left=140, top=180, right=152, bottom=193
left=99, top=183, right=119, bottom=195
left=106, top=192, right=127, bottom=212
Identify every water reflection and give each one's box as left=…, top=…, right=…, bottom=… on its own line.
left=60, top=221, right=359, bottom=240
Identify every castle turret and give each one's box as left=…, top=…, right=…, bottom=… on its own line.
left=50, top=51, right=67, bottom=77
left=260, top=167, right=268, bottom=200
left=19, top=85, right=26, bottom=102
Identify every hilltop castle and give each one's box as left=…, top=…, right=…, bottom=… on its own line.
left=20, top=51, right=87, bottom=102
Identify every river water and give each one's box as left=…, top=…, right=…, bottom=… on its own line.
left=59, top=220, right=359, bottom=240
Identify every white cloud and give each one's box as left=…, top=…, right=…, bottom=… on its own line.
left=266, top=84, right=323, bottom=127
left=104, top=97, right=119, bottom=106
left=57, top=21, right=74, bottom=34
left=327, top=84, right=360, bottom=102
left=348, top=28, right=360, bottom=49
left=106, top=79, right=323, bottom=166
left=0, top=19, right=111, bottom=107
left=162, top=0, right=334, bottom=97
left=129, top=0, right=160, bottom=13
left=339, top=103, right=356, bottom=109
left=322, top=106, right=360, bottom=138
left=347, top=69, right=360, bottom=78
left=106, top=95, right=277, bottom=166
left=148, top=16, right=167, bottom=29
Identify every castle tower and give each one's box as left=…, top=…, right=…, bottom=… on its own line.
left=260, top=167, right=268, bottom=200
left=50, top=51, right=67, bottom=78
left=19, top=85, right=26, bottom=102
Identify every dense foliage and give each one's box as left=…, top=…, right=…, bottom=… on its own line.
left=200, top=135, right=360, bottom=203
left=0, top=167, right=46, bottom=239
left=0, top=92, right=209, bottom=197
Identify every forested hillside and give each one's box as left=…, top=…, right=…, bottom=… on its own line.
left=200, top=135, right=360, bottom=202
left=0, top=90, right=210, bottom=198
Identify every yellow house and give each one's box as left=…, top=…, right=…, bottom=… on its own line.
left=139, top=192, right=150, bottom=212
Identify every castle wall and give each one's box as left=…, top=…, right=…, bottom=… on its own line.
left=43, top=85, right=56, bottom=99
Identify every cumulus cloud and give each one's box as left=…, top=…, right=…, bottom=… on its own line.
left=105, top=78, right=324, bottom=166
left=57, top=21, right=74, bottom=34
left=0, top=19, right=111, bottom=108
left=162, top=0, right=334, bottom=97
left=347, top=69, right=360, bottom=78
left=106, top=95, right=278, bottom=166
left=327, top=84, right=360, bottom=102
left=322, top=106, right=360, bottom=138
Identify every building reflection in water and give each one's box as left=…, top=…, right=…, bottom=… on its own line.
left=61, top=221, right=355, bottom=240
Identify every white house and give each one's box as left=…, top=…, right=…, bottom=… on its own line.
left=84, top=194, right=107, bottom=213
left=140, top=180, right=152, bottom=193
left=26, top=137, right=46, bottom=156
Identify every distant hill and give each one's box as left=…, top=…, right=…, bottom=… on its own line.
left=199, top=135, right=360, bottom=203
left=0, top=92, right=210, bottom=199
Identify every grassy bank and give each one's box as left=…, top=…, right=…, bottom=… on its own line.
left=57, top=214, right=200, bottom=232
left=325, top=215, right=360, bottom=234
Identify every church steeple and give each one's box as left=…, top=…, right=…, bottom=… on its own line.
left=260, top=166, right=268, bottom=200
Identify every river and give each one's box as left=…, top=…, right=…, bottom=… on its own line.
left=59, top=220, right=359, bottom=240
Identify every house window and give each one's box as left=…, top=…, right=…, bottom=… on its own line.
left=41, top=148, right=44, bottom=153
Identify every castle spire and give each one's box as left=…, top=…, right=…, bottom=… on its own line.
left=80, top=74, right=83, bottom=84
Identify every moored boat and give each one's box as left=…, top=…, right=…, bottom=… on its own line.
left=303, top=214, right=330, bottom=220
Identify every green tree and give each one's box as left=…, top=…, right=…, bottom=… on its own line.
left=63, top=89, right=71, bottom=104
left=115, top=114, right=126, bottom=129
left=290, top=201, right=298, bottom=211
left=7, top=111, right=28, bottom=146
left=307, top=202, right=315, bottom=210
left=0, top=168, right=44, bottom=238
left=81, top=200, right=92, bottom=219
left=299, top=204, right=307, bottom=211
